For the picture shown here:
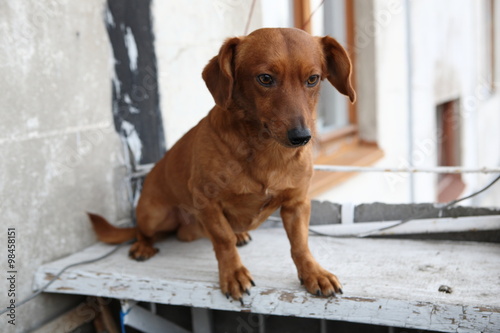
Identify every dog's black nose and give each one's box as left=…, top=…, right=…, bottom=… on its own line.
left=287, top=127, right=311, bottom=147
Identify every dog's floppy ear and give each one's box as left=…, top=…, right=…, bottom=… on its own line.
left=202, top=37, right=240, bottom=109
left=320, top=36, right=356, bottom=103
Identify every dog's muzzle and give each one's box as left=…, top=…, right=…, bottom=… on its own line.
left=287, top=127, right=311, bottom=147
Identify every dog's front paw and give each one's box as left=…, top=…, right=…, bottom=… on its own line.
left=299, top=267, right=342, bottom=297
left=219, top=265, right=255, bottom=304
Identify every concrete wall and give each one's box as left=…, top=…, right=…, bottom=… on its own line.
left=317, top=0, right=500, bottom=207
left=0, top=1, right=127, bottom=331
left=0, top=0, right=262, bottom=331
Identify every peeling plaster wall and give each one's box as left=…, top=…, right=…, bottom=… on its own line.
left=0, top=1, right=126, bottom=331
left=106, top=0, right=166, bottom=166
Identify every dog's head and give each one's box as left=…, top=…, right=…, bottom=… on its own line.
left=202, top=28, right=356, bottom=148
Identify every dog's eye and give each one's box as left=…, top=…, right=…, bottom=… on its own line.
left=257, top=74, right=274, bottom=87
left=306, top=75, right=320, bottom=87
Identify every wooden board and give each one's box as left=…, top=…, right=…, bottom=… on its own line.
left=33, top=228, right=500, bottom=332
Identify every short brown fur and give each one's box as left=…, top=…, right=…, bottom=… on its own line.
left=88, top=28, right=355, bottom=301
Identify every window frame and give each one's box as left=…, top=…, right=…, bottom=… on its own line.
left=293, top=0, right=383, bottom=196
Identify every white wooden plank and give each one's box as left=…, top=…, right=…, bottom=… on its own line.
left=341, top=202, right=355, bottom=224
left=33, top=228, right=500, bottom=332
left=309, top=215, right=500, bottom=237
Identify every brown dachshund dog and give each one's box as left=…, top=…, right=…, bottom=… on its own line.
left=88, top=27, right=355, bottom=303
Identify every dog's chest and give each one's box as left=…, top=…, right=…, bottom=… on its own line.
left=216, top=152, right=309, bottom=231
left=221, top=176, right=291, bottom=232
left=222, top=193, right=279, bottom=232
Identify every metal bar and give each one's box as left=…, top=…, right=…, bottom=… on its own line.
left=313, top=165, right=500, bottom=173
left=127, top=163, right=500, bottom=179
left=405, top=0, right=416, bottom=202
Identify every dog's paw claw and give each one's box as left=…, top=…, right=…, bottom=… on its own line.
left=239, top=298, right=245, bottom=306
left=220, top=265, right=254, bottom=301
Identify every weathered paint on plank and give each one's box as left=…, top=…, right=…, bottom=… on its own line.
left=33, top=228, right=500, bottom=332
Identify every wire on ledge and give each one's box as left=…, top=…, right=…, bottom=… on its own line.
left=309, top=174, right=500, bottom=238
left=0, top=240, right=133, bottom=316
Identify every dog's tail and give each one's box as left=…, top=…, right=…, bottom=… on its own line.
left=87, top=213, right=137, bottom=244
